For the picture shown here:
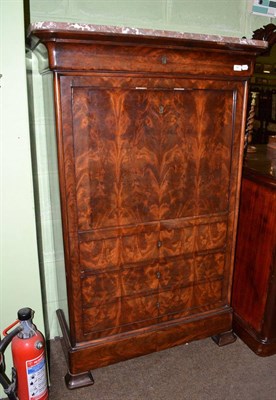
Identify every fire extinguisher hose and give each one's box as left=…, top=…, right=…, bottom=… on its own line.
left=0, top=324, right=22, bottom=400
left=0, top=368, right=18, bottom=400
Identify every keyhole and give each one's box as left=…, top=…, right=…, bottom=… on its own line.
left=161, top=55, right=167, bottom=65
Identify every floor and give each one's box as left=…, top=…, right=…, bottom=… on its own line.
left=48, top=336, right=276, bottom=400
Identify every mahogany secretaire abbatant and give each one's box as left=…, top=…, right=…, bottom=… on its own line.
left=28, top=22, right=266, bottom=389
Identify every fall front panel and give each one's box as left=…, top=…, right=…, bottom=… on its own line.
left=72, top=82, right=233, bottom=231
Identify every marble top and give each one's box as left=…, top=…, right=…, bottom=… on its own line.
left=28, top=21, right=268, bottom=49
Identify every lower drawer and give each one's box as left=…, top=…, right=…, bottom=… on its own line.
left=81, top=277, right=224, bottom=339
left=82, top=293, right=159, bottom=337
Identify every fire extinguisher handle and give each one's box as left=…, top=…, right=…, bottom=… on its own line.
left=2, top=320, right=20, bottom=337
left=0, top=326, right=22, bottom=355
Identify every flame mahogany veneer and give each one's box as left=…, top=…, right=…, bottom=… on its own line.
left=29, top=23, right=266, bottom=389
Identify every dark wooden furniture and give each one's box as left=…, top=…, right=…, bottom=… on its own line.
left=250, top=24, right=276, bottom=143
left=232, top=145, right=276, bottom=356
left=28, top=22, right=266, bottom=389
left=253, top=23, right=276, bottom=52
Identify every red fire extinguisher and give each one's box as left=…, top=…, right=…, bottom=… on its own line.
left=0, top=308, right=48, bottom=400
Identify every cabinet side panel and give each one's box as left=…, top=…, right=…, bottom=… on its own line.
left=233, top=178, right=276, bottom=332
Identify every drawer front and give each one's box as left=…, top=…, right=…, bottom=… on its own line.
left=79, top=231, right=159, bottom=273
left=160, top=221, right=227, bottom=259
left=159, top=252, right=225, bottom=290
left=81, top=251, right=226, bottom=338
left=82, top=294, right=159, bottom=338
left=81, top=263, right=159, bottom=308
left=54, top=42, right=253, bottom=78
left=158, top=280, right=223, bottom=321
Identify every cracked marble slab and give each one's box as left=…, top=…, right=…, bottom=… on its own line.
left=28, top=21, right=268, bottom=49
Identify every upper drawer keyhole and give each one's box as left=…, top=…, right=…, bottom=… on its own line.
left=161, top=55, right=167, bottom=65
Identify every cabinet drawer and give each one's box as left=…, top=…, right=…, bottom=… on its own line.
left=81, top=251, right=225, bottom=307
left=81, top=263, right=159, bottom=307
left=54, top=42, right=253, bottom=78
left=79, top=231, right=159, bottom=272
left=160, top=221, right=227, bottom=258
left=82, top=293, right=159, bottom=337
left=159, top=251, right=225, bottom=290
left=79, top=222, right=226, bottom=274
left=158, top=280, right=223, bottom=320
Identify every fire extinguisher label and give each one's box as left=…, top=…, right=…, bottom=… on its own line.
left=26, top=352, right=48, bottom=399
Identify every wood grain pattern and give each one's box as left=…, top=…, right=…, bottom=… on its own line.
left=67, top=75, right=235, bottom=343
left=159, top=252, right=225, bottom=290
left=72, top=82, right=233, bottom=231
left=160, top=222, right=227, bottom=258
left=80, top=249, right=225, bottom=339
left=233, top=179, right=276, bottom=330
left=82, top=293, right=159, bottom=337
left=61, top=309, right=233, bottom=374
left=42, top=41, right=256, bottom=78
left=81, top=262, right=159, bottom=307
left=79, top=231, right=159, bottom=272
left=62, top=74, right=242, bottom=344
left=158, top=280, right=223, bottom=317
left=232, top=163, right=276, bottom=355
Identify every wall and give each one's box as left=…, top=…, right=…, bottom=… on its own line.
left=30, top=0, right=269, bottom=38
left=0, top=0, right=44, bottom=396
left=28, top=0, right=271, bottom=339
left=26, top=50, right=68, bottom=338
